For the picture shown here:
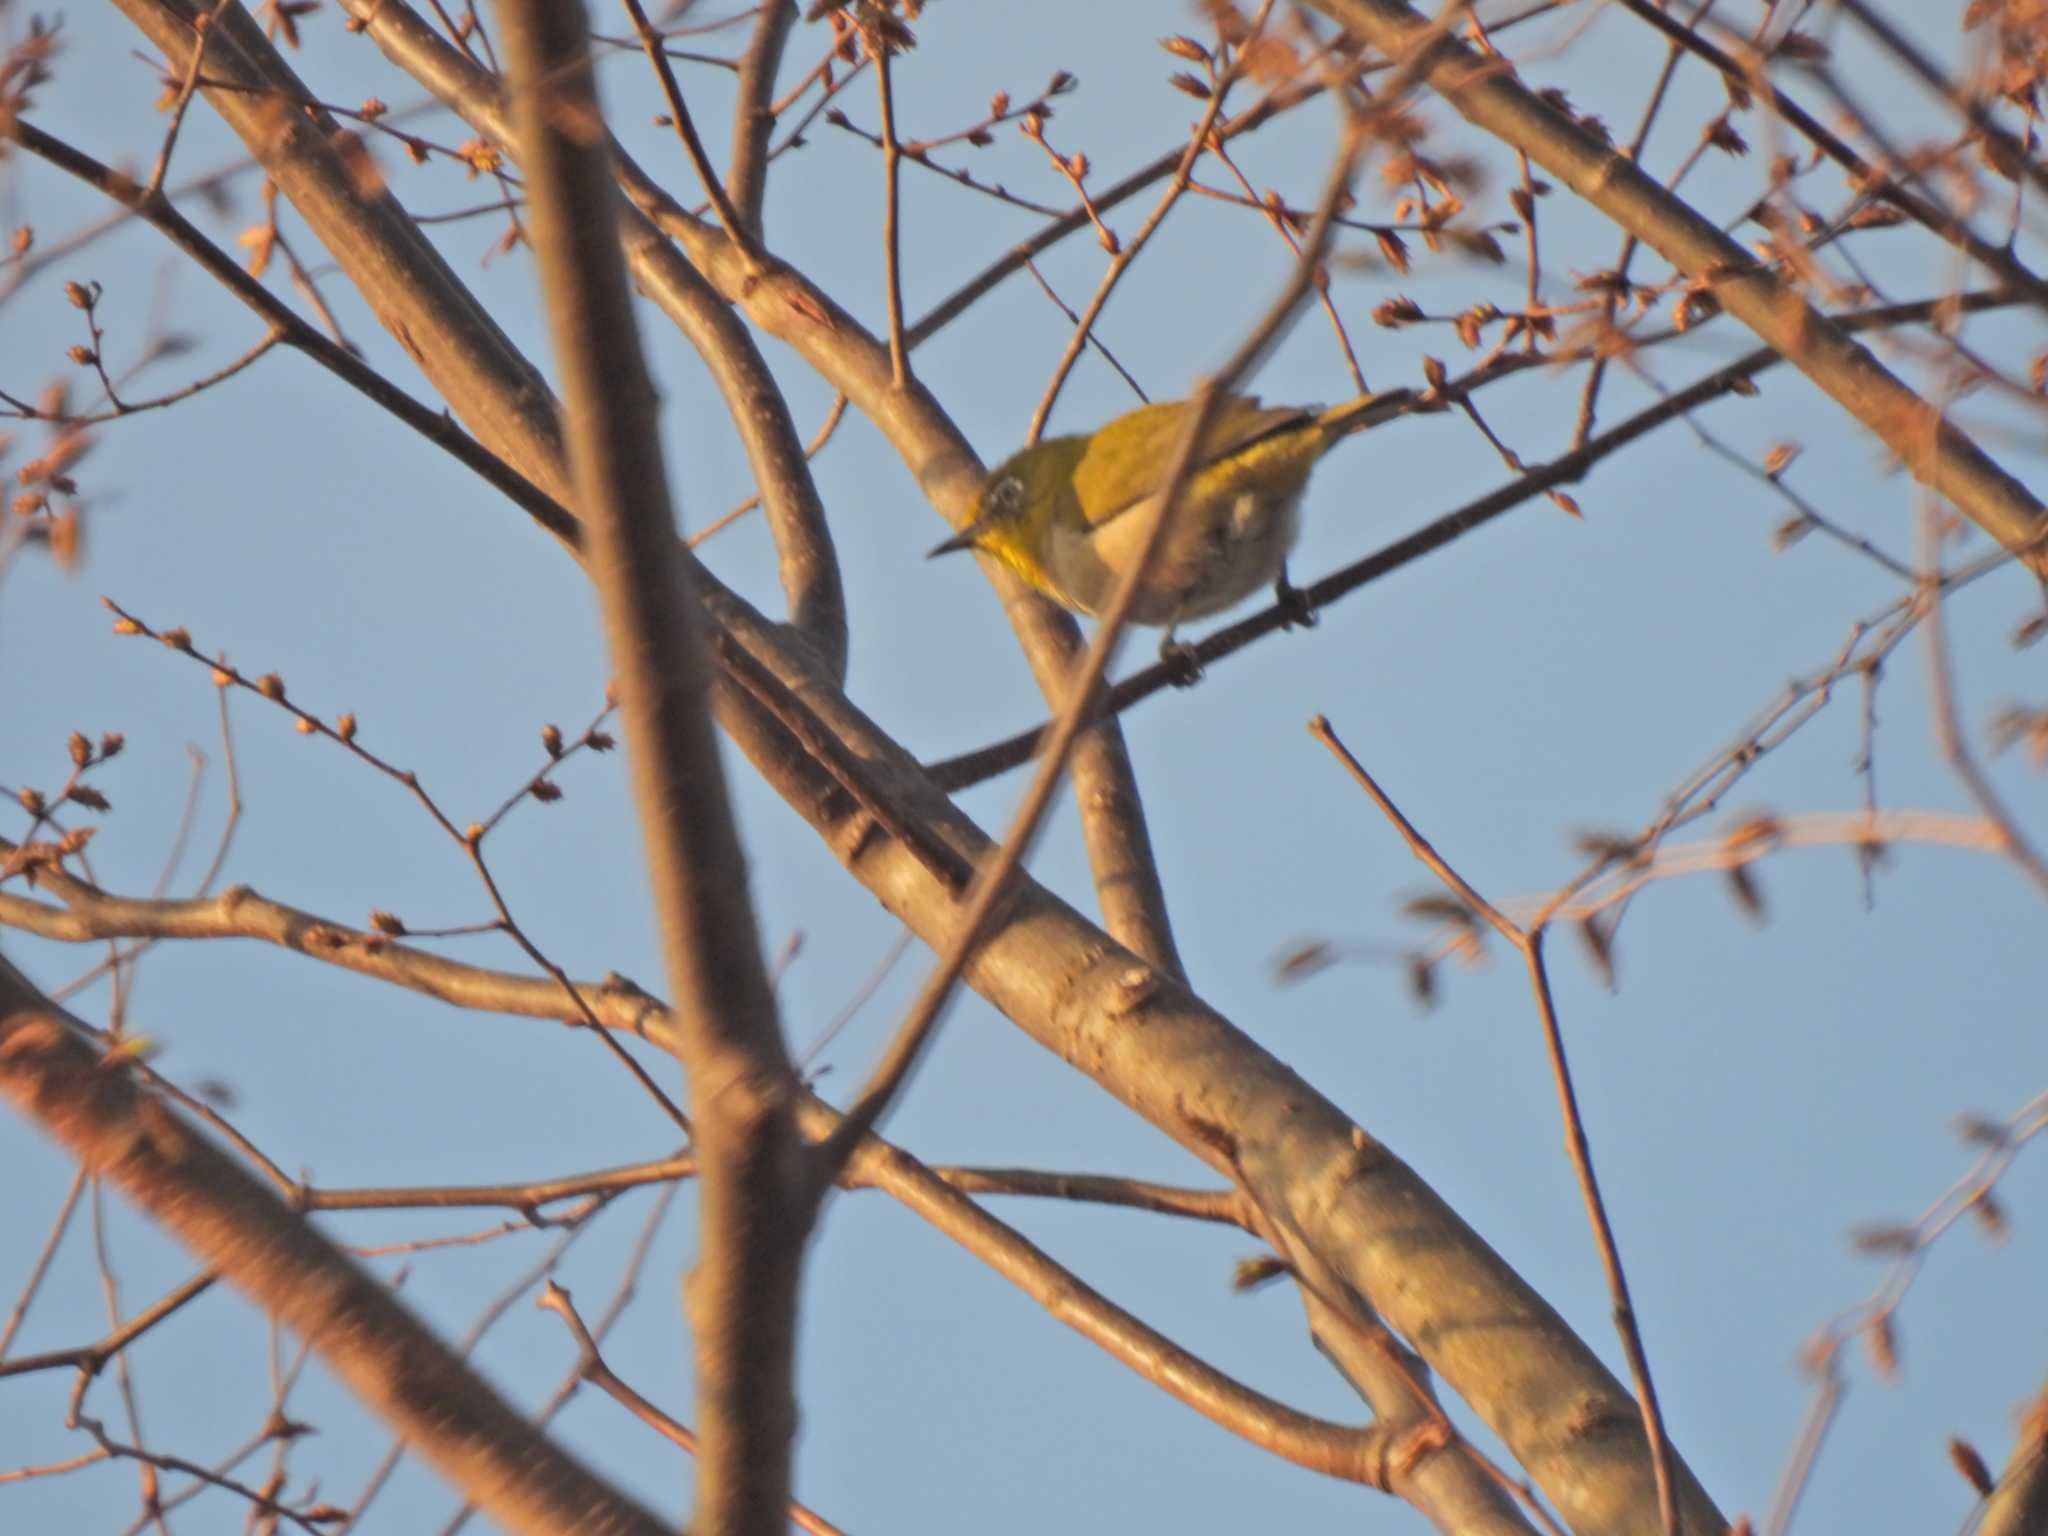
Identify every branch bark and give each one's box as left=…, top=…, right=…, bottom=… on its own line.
left=0, top=962, right=670, bottom=1536
left=1307, top=0, right=2048, bottom=574
left=492, top=3, right=805, bottom=1530
left=54, top=5, right=1737, bottom=1529
left=327, top=0, right=1188, bottom=980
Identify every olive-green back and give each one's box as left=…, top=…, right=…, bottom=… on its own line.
left=1066, top=398, right=1318, bottom=529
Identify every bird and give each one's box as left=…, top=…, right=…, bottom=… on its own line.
left=928, top=393, right=1386, bottom=660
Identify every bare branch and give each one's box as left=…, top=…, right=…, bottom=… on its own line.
left=0, top=967, right=669, bottom=1536
left=493, top=5, right=804, bottom=1531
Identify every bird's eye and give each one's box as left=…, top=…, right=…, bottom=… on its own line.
left=988, top=474, right=1023, bottom=514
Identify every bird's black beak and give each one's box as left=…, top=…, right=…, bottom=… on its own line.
left=927, top=524, right=983, bottom=559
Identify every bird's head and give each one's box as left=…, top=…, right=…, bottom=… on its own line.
left=927, top=435, right=1089, bottom=600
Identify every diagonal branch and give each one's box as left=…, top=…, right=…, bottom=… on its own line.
left=328, top=0, right=1186, bottom=979
left=0, top=961, right=670, bottom=1536
left=1610, top=0, right=2048, bottom=316
left=63, top=4, right=1731, bottom=1525
left=1307, top=0, right=2048, bottom=574
left=927, top=287, right=2030, bottom=789
left=809, top=89, right=1371, bottom=1195
left=1, top=880, right=1402, bottom=1493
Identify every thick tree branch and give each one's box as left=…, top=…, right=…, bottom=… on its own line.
left=689, top=594, right=1728, bottom=1536
left=103, top=0, right=572, bottom=497
left=0, top=962, right=669, bottom=1536
left=329, top=0, right=1188, bottom=981
left=1977, top=1378, right=2048, bottom=1536
left=2, top=882, right=1405, bottom=1494
left=54, top=6, right=1733, bottom=1527
left=1610, top=0, right=2048, bottom=316
left=1306, top=0, right=2046, bottom=575
left=492, top=5, right=804, bottom=1532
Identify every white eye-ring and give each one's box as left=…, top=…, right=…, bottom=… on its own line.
left=988, top=474, right=1024, bottom=514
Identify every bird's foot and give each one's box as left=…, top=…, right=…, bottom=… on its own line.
left=1157, top=635, right=1204, bottom=687
left=1275, top=573, right=1319, bottom=631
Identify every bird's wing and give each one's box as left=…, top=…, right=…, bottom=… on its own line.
left=1069, top=397, right=1317, bottom=529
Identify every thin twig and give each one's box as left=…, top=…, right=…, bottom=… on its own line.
left=1310, top=715, right=1683, bottom=1536
left=809, top=91, right=1374, bottom=1199
left=1024, top=4, right=1274, bottom=444
left=540, top=1282, right=851, bottom=1536
left=620, top=0, right=758, bottom=259
left=873, top=37, right=908, bottom=388
left=928, top=288, right=2026, bottom=789
left=1915, top=501, right=2048, bottom=899
left=143, top=0, right=236, bottom=196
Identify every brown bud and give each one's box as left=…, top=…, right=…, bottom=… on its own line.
left=1272, top=941, right=1334, bottom=982
left=1954, top=1113, right=2008, bottom=1147
left=1407, top=955, right=1437, bottom=1009
left=1947, top=1436, right=1994, bottom=1497
left=1230, top=1255, right=1288, bottom=1293
left=1762, top=442, right=1800, bottom=479
left=1864, top=1316, right=1899, bottom=1381
left=1704, top=118, right=1749, bottom=156
left=1726, top=862, right=1766, bottom=921
left=1849, top=1223, right=1918, bottom=1255
left=1968, top=1190, right=2006, bottom=1240
left=1578, top=916, right=1616, bottom=990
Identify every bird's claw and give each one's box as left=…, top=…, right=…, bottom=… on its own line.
left=1158, top=636, right=1204, bottom=687
left=1275, top=575, right=1318, bottom=631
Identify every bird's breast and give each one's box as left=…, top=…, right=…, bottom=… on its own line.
left=1045, top=483, right=1305, bottom=625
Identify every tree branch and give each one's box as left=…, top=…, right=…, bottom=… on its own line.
left=0, top=964, right=669, bottom=1536
left=492, top=4, right=804, bottom=1530
left=1308, top=0, right=2048, bottom=574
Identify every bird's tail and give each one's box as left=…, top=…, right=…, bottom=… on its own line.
left=1314, top=390, right=1413, bottom=442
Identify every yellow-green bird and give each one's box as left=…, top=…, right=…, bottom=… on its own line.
left=930, top=393, right=1385, bottom=639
